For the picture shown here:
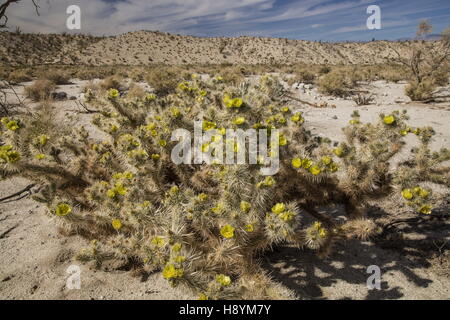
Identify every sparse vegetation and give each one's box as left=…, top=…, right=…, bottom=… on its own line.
left=24, top=79, right=55, bottom=101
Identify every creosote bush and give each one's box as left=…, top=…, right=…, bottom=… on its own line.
left=24, top=79, right=56, bottom=101
left=1, top=75, right=448, bottom=300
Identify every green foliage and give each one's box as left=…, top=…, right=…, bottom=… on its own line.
left=1, top=75, right=447, bottom=300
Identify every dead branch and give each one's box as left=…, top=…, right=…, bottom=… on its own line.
left=0, top=183, right=36, bottom=203
left=0, top=0, right=40, bottom=28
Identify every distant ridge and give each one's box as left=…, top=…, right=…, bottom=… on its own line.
left=0, top=30, right=440, bottom=66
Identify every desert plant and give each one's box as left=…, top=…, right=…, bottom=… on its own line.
left=42, top=69, right=71, bottom=85
left=317, top=70, right=350, bottom=97
left=1, top=75, right=447, bottom=300
left=352, top=93, right=374, bottom=106
left=405, top=79, right=436, bottom=101
left=24, top=80, right=56, bottom=101
left=99, top=75, right=124, bottom=91
left=391, top=21, right=450, bottom=101
left=7, top=69, right=33, bottom=83
left=145, top=67, right=183, bottom=95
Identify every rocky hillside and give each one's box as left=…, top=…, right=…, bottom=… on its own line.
left=0, top=30, right=430, bottom=66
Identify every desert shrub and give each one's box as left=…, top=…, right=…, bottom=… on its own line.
left=146, top=67, right=183, bottom=95
left=7, top=69, right=33, bottom=83
left=75, top=67, right=115, bottom=80
left=1, top=76, right=447, bottom=300
left=318, top=66, right=331, bottom=75
left=127, top=83, right=146, bottom=99
left=218, top=66, right=246, bottom=85
left=24, top=80, right=56, bottom=101
left=317, top=70, right=350, bottom=97
left=41, top=69, right=71, bottom=85
left=99, top=75, right=124, bottom=91
left=431, top=69, right=450, bottom=86
left=288, top=69, right=316, bottom=86
left=405, top=79, right=436, bottom=101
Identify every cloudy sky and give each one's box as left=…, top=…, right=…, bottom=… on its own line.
left=4, top=0, right=450, bottom=40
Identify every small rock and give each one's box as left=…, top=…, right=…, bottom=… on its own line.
left=332, top=115, right=338, bottom=119
left=52, top=92, right=67, bottom=101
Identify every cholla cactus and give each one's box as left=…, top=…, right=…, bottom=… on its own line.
left=0, top=75, right=448, bottom=299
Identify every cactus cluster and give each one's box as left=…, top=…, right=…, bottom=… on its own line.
left=0, top=75, right=448, bottom=299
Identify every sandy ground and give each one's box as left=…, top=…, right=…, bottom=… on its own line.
left=0, top=78, right=449, bottom=300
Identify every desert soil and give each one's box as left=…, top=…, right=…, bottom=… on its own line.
left=0, top=78, right=449, bottom=300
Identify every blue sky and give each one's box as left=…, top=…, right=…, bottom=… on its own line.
left=6, top=0, right=450, bottom=40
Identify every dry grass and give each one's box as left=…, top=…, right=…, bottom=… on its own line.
left=24, top=80, right=56, bottom=102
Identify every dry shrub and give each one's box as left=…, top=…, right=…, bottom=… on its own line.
left=145, top=67, right=183, bottom=95
left=317, top=70, right=350, bottom=97
left=42, top=70, right=71, bottom=85
left=24, top=80, right=56, bottom=101
left=219, top=66, right=246, bottom=85
left=405, top=79, right=436, bottom=101
left=127, top=83, right=146, bottom=99
left=74, top=67, right=114, bottom=80
left=7, top=69, right=33, bottom=83
left=100, top=75, right=124, bottom=91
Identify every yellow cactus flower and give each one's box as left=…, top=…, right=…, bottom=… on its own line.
left=35, top=153, right=46, bottom=160
left=419, top=205, right=432, bottom=215
left=162, top=264, right=183, bottom=279
left=240, top=201, right=251, bottom=213
left=169, top=185, right=179, bottom=194
left=174, top=256, right=186, bottom=264
left=333, top=148, right=344, bottom=157
left=220, top=225, right=235, bottom=239
left=171, top=108, right=181, bottom=118
left=310, top=165, right=321, bottom=176
left=112, top=219, right=122, bottom=230
left=151, top=236, right=165, bottom=247
left=279, top=134, right=288, bottom=146
left=108, top=89, right=119, bottom=99
left=292, top=158, right=302, bottom=168
left=198, top=293, right=209, bottom=300
left=6, top=120, right=19, bottom=131
left=38, top=135, right=48, bottom=146
left=107, top=189, right=116, bottom=199
left=419, top=189, right=429, bottom=199
left=244, top=224, right=254, bottom=232
left=203, top=121, right=217, bottom=131
left=233, top=117, right=245, bottom=125
left=159, top=140, right=167, bottom=147
left=201, top=143, right=210, bottom=153
left=321, top=156, right=332, bottom=165
left=172, top=243, right=182, bottom=252
left=198, top=193, right=208, bottom=202
left=281, top=107, right=290, bottom=113
left=302, top=158, right=312, bottom=169
left=280, top=211, right=294, bottom=222
left=55, top=203, right=72, bottom=217
left=216, top=274, right=231, bottom=286
left=383, top=115, right=395, bottom=125
left=401, top=189, right=413, bottom=200
left=272, top=203, right=286, bottom=214
left=151, top=153, right=161, bottom=160
left=232, top=98, right=243, bottom=108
